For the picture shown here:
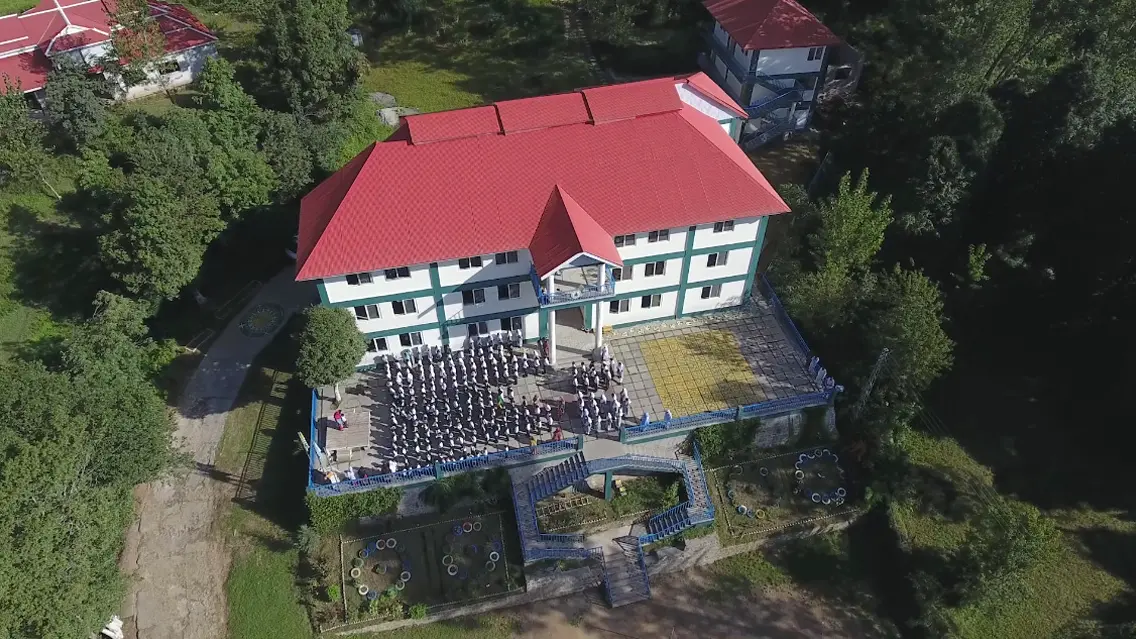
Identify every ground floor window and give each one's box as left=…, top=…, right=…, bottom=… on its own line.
left=641, top=294, right=662, bottom=308
left=158, top=59, right=181, bottom=75
left=365, top=337, right=388, bottom=352
left=466, top=321, right=490, bottom=336
left=609, top=299, right=630, bottom=314
left=701, top=284, right=722, bottom=299
left=500, top=316, right=522, bottom=331
left=399, top=332, right=423, bottom=347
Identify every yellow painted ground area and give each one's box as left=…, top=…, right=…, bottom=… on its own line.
left=639, top=330, right=764, bottom=417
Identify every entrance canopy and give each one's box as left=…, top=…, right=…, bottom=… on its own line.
left=529, top=186, right=623, bottom=279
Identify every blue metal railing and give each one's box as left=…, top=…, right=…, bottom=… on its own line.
left=530, top=265, right=617, bottom=307
left=539, top=532, right=585, bottom=545
left=308, top=390, right=318, bottom=490
left=621, top=391, right=835, bottom=441
left=759, top=274, right=811, bottom=359
left=634, top=541, right=651, bottom=597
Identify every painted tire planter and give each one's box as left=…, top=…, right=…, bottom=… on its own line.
left=350, top=567, right=362, bottom=579
left=473, top=522, right=483, bottom=532
left=755, top=509, right=767, bottom=519
left=489, top=551, right=500, bottom=562
left=736, top=505, right=748, bottom=515
left=442, top=555, right=454, bottom=566
left=811, top=493, right=821, bottom=503
left=356, top=549, right=368, bottom=559
left=452, top=525, right=463, bottom=536
left=492, top=540, right=503, bottom=552
left=485, top=561, right=496, bottom=571
left=759, top=467, right=769, bottom=476
left=795, top=470, right=805, bottom=479
left=366, top=590, right=378, bottom=601
left=357, top=585, right=369, bottom=596
left=813, top=448, right=823, bottom=456
left=462, top=522, right=474, bottom=533
left=352, top=557, right=364, bottom=568
left=386, top=538, right=397, bottom=549
left=836, top=488, right=847, bottom=498
left=395, top=581, right=405, bottom=591
left=400, top=571, right=411, bottom=582
left=726, top=489, right=736, bottom=500
left=447, top=565, right=459, bottom=576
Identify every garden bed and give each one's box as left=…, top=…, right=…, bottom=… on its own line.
left=709, top=447, right=856, bottom=543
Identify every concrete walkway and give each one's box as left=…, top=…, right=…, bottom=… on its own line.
left=118, top=270, right=314, bottom=639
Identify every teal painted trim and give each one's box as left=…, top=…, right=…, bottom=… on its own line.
left=538, top=308, right=549, bottom=339
left=444, top=306, right=538, bottom=327
left=325, top=287, right=434, bottom=308
left=604, top=471, right=613, bottom=500
left=440, top=273, right=530, bottom=295
left=316, top=282, right=330, bottom=305
left=607, top=315, right=670, bottom=331
left=583, top=303, right=593, bottom=328
left=743, top=217, right=768, bottom=299
left=608, top=283, right=680, bottom=301
left=428, top=263, right=448, bottom=341
left=362, top=321, right=440, bottom=340
left=622, top=250, right=686, bottom=266
left=684, top=273, right=750, bottom=290
left=689, top=240, right=755, bottom=257
left=728, top=118, right=741, bottom=142
left=676, top=224, right=698, bottom=316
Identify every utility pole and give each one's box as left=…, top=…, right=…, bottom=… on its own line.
left=852, top=347, right=890, bottom=420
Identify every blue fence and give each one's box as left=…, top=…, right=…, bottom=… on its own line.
left=758, top=273, right=811, bottom=360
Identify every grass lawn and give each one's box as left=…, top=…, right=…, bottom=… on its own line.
left=890, top=429, right=1133, bottom=638
left=536, top=475, right=682, bottom=533
left=0, top=0, right=36, bottom=14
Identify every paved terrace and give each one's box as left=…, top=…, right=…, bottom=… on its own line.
left=314, top=295, right=819, bottom=476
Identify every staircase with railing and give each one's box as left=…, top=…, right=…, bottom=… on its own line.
left=604, top=537, right=652, bottom=608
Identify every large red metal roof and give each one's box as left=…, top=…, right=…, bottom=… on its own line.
left=295, top=75, right=789, bottom=281
left=704, top=0, right=840, bottom=51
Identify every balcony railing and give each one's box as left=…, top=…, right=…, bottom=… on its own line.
left=530, top=264, right=617, bottom=308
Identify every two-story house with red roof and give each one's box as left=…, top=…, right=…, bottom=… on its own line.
left=699, top=0, right=861, bottom=147
left=0, top=0, right=217, bottom=106
left=295, top=73, right=791, bottom=369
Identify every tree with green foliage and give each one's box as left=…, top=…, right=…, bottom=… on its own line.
left=304, top=488, right=401, bottom=533
left=0, top=81, right=59, bottom=198
left=261, top=111, right=314, bottom=201
left=867, top=266, right=954, bottom=401
left=953, top=499, right=1058, bottom=602
left=257, top=0, right=360, bottom=119
left=105, top=0, right=167, bottom=88
left=45, top=61, right=111, bottom=150
left=295, top=306, right=366, bottom=400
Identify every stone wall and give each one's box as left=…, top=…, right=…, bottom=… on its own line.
left=753, top=411, right=804, bottom=448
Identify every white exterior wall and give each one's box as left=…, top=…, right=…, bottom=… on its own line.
left=523, top=313, right=540, bottom=341
left=350, top=294, right=436, bottom=334
left=686, top=246, right=753, bottom=284
left=754, top=47, right=824, bottom=76
left=435, top=250, right=533, bottom=287
left=118, top=44, right=218, bottom=101
left=676, top=82, right=736, bottom=135
left=615, top=257, right=682, bottom=294
left=606, top=291, right=680, bottom=327
left=691, top=216, right=762, bottom=250
left=614, top=226, right=687, bottom=261
left=723, top=67, right=743, bottom=98
left=438, top=284, right=538, bottom=324
left=681, top=279, right=747, bottom=314
left=322, top=264, right=432, bottom=304
left=358, top=327, right=444, bottom=367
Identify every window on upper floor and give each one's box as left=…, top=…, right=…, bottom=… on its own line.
left=647, top=229, right=670, bottom=243
left=500, top=316, right=523, bottom=331
left=644, top=261, right=666, bottom=277
left=466, top=321, right=490, bottom=337
left=383, top=267, right=411, bottom=280
left=701, top=284, right=722, bottom=299
left=365, top=337, right=389, bottom=353
left=458, top=256, right=483, bottom=269
left=609, top=299, right=630, bottom=314
left=640, top=294, right=662, bottom=309
left=462, top=288, right=486, bottom=306
left=354, top=304, right=380, bottom=320
left=497, top=283, right=521, bottom=300
left=713, top=220, right=735, bottom=233
left=612, top=266, right=632, bottom=281
left=807, top=46, right=824, bottom=61
left=614, top=234, right=636, bottom=247
left=494, top=251, right=519, bottom=265
left=707, top=251, right=729, bottom=268
left=345, top=272, right=373, bottom=285
left=399, top=331, right=423, bottom=347
left=392, top=299, right=417, bottom=315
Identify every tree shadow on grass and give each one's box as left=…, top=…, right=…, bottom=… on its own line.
left=6, top=203, right=112, bottom=321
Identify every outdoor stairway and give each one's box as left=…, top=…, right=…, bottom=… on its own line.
left=528, top=453, right=589, bottom=502
left=647, top=506, right=692, bottom=538
left=512, top=454, right=591, bottom=561
left=604, top=538, right=651, bottom=608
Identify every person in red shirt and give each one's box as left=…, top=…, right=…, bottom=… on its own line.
left=333, top=409, right=347, bottom=430
left=552, top=426, right=563, bottom=442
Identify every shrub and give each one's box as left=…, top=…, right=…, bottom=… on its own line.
left=408, top=603, right=428, bottom=619
left=325, top=584, right=340, bottom=602
left=305, top=488, right=402, bottom=533
left=295, top=524, right=320, bottom=555
left=694, top=419, right=760, bottom=462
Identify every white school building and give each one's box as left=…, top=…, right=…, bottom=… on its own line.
left=296, top=73, right=791, bottom=367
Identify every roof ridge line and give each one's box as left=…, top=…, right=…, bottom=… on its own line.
left=297, top=143, right=379, bottom=278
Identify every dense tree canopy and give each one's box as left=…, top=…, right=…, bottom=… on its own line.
left=295, top=306, right=366, bottom=390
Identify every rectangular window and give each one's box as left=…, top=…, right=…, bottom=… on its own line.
left=613, top=234, right=636, bottom=247
left=647, top=229, right=670, bottom=243
left=707, top=251, right=729, bottom=268
left=497, top=283, right=520, bottom=300
left=391, top=299, right=417, bottom=315
left=383, top=267, right=410, bottom=280
left=713, top=220, right=735, bottom=233
left=345, top=272, right=373, bottom=286
left=640, top=294, right=662, bottom=309
left=466, top=321, right=490, bottom=337
left=399, top=332, right=423, bottom=347
left=500, top=316, right=522, bottom=331
left=366, top=337, right=388, bottom=352
left=461, top=288, right=486, bottom=306
left=609, top=299, right=630, bottom=314
left=701, top=284, right=722, bottom=299
left=611, top=267, right=624, bottom=281
left=354, top=304, right=380, bottom=320
left=644, top=261, right=666, bottom=277
left=807, top=46, right=824, bottom=61
left=494, top=251, right=519, bottom=265
left=458, top=256, right=483, bottom=270
left=158, top=59, right=180, bottom=75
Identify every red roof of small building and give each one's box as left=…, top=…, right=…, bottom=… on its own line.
left=295, top=74, right=789, bottom=281
left=0, top=49, right=51, bottom=92
left=704, top=0, right=840, bottom=51
left=529, top=186, right=623, bottom=278
left=0, top=0, right=216, bottom=93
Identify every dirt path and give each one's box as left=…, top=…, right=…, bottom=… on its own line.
left=506, top=568, right=882, bottom=639
left=117, top=271, right=313, bottom=639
